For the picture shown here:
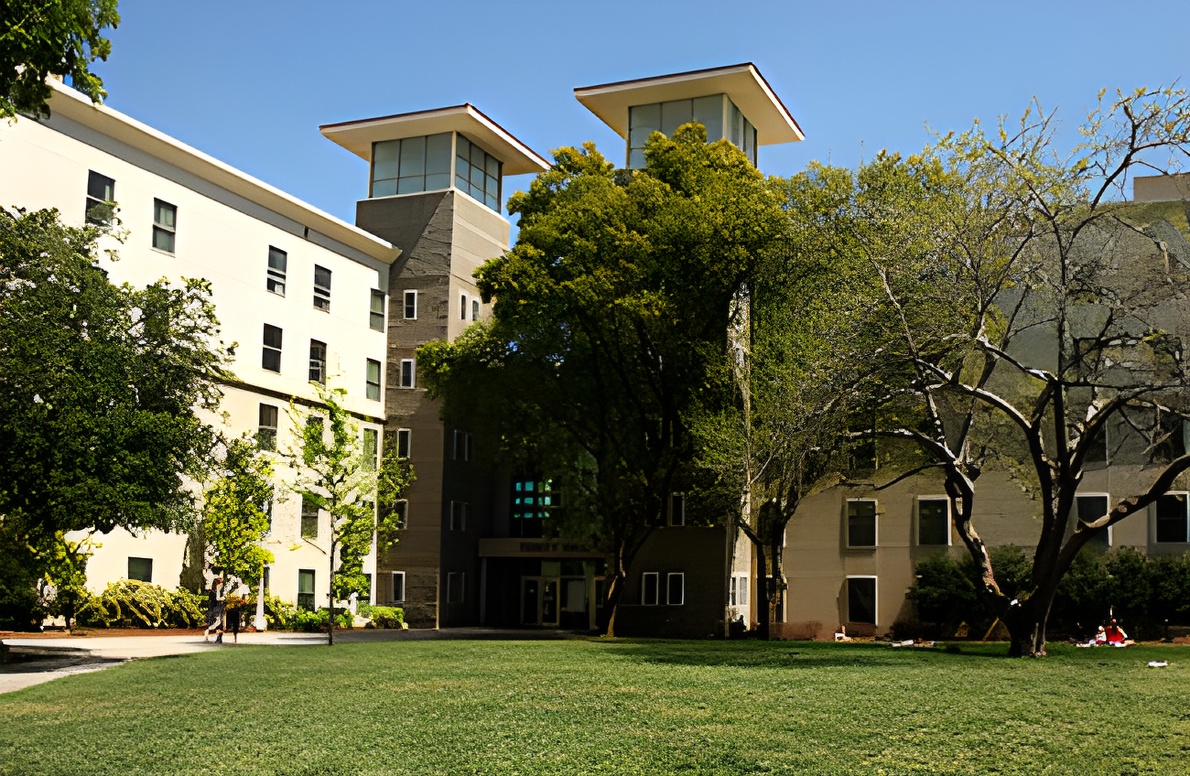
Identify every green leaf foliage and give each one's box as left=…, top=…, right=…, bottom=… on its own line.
left=0, top=0, right=120, bottom=119
left=201, top=437, right=275, bottom=583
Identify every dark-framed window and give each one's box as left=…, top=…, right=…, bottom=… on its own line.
left=297, top=569, right=316, bottom=611
left=267, top=246, right=287, bottom=295
left=641, top=572, right=659, bottom=606
left=370, top=290, right=385, bottom=331
left=152, top=199, right=176, bottom=253
left=85, top=170, right=115, bottom=225
left=127, top=557, right=152, bottom=583
left=1155, top=493, right=1189, bottom=543
left=847, top=576, right=877, bottom=625
left=366, top=359, right=381, bottom=401
left=257, top=403, right=278, bottom=450
left=313, top=265, right=331, bottom=312
left=917, top=498, right=949, bottom=546
left=847, top=499, right=877, bottom=548
left=309, top=340, right=326, bottom=384
left=301, top=496, right=319, bottom=539
left=262, top=324, right=282, bottom=372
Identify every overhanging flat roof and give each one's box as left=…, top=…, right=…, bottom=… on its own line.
left=320, top=104, right=549, bottom=177
left=575, top=63, right=804, bottom=146
left=44, top=81, right=399, bottom=264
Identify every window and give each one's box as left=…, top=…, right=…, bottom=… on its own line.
left=512, top=478, right=556, bottom=520
left=366, top=359, right=381, bottom=401
left=309, top=340, right=327, bottom=384
left=669, top=493, right=686, bottom=526
left=450, top=501, right=470, bottom=532
left=399, top=358, right=415, bottom=388
left=626, top=94, right=752, bottom=168
left=729, top=573, right=749, bottom=607
left=666, top=572, right=685, bottom=606
left=363, top=428, right=379, bottom=470
left=267, top=247, right=287, bottom=296
left=313, top=266, right=331, bottom=312
left=452, top=430, right=473, bottom=462
left=298, top=569, right=316, bottom=611
left=301, top=496, right=319, bottom=539
left=391, top=571, right=406, bottom=604
left=370, top=289, right=385, bottom=331
left=847, top=576, right=877, bottom=625
left=127, top=557, right=152, bottom=582
left=262, top=324, right=282, bottom=372
left=454, top=134, right=502, bottom=210
left=393, top=500, right=408, bottom=529
left=396, top=428, right=411, bottom=458
left=1152, top=415, right=1187, bottom=464
left=917, top=497, right=949, bottom=546
left=257, top=403, right=279, bottom=451
left=446, top=572, right=465, bottom=604
left=403, top=290, right=418, bottom=320
left=1155, top=493, right=1190, bottom=543
left=1076, top=494, right=1112, bottom=550
left=471, top=299, right=480, bottom=322
left=371, top=133, right=453, bottom=198
left=85, top=170, right=115, bottom=225
left=460, top=293, right=468, bottom=321
left=641, top=572, right=659, bottom=606
left=846, top=499, right=877, bottom=548
left=152, top=199, right=176, bottom=253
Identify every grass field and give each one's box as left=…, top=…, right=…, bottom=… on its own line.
left=1, top=639, right=1188, bottom=775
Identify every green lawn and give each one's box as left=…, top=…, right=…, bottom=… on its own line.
left=1, top=639, right=1187, bottom=775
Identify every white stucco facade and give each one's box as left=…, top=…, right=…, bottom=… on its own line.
left=0, top=81, right=399, bottom=609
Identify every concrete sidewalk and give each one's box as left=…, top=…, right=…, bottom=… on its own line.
left=0, top=627, right=580, bottom=694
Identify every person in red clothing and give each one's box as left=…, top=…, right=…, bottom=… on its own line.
left=1104, top=618, right=1129, bottom=645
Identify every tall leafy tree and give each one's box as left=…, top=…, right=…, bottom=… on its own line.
left=201, top=437, right=276, bottom=585
left=421, top=125, right=787, bottom=634
left=287, top=385, right=413, bottom=645
left=0, top=207, right=229, bottom=618
left=0, top=0, right=120, bottom=118
left=849, top=87, right=1190, bottom=655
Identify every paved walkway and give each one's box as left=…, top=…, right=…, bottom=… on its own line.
left=0, top=627, right=578, bottom=695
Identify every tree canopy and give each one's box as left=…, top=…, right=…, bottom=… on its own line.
left=0, top=0, right=119, bottom=119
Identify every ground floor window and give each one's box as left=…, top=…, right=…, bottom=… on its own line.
left=1155, top=492, right=1189, bottom=543
left=729, top=573, right=749, bottom=606
left=641, top=572, right=659, bottom=605
left=447, top=571, right=465, bottom=604
left=127, top=557, right=152, bottom=583
left=391, top=571, right=405, bottom=604
left=846, top=576, right=877, bottom=625
left=298, top=569, right=316, bottom=611
left=666, top=572, right=685, bottom=606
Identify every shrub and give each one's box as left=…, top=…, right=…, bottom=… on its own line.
left=77, top=580, right=205, bottom=628
left=362, top=605, right=405, bottom=629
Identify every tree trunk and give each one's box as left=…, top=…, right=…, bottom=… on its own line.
left=598, top=573, right=625, bottom=636
left=755, top=546, right=769, bottom=640
left=1004, top=589, right=1056, bottom=657
left=327, top=549, right=335, bottom=646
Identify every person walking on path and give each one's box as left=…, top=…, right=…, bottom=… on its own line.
left=204, top=576, right=226, bottom=643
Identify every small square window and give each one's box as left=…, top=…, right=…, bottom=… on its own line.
left=313, top=265, right=332, bottom=312
left=846, top=500, right=877, bottom=548
left=309, top=340, right=327, bottom=384
left=917, top=498, right=949, bottom=546
left=366, top=359, right=381, bottom=401
left=262, top=324, right=283, bottom=372
left=267, top=247, right=287, bottom=296
left=666, top=572, right=685, bottom=606
left=370, top=289, right=386, bottom=331
left=301, top=496, right=319, bottom=539
left=391, top=571, right=406, bottom=604
left=403, top=290, right=418, bottom=320
left=152, top=199, right=176, bottom=253
left=86, top=170, right=115, bottom=225
left=641, top=572, right=659, bottom=606
left=127, top=556, right=153, bottom=583
left=257, top=403, right=278, bottom=451
left=400, top=359, right=415, bottom=388
left=397, top=428, right=411, bottom=459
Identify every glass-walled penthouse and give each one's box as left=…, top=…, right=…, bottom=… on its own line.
left=628, top=94, right=756, bottom=168
left=370, top=132, right=502, bottom=211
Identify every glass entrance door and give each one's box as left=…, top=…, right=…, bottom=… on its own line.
left=520, top=576, right=560, bottom=626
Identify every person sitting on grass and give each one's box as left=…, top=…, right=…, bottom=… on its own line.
left=1104, top=618, right=1131, bottom=646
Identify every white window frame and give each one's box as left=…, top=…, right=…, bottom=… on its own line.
left=1154, top=491, right=1190, bottom=543
left=257, top=403, right=279, bottom=451
left=370, top=289, right=385, bottom=331
left=403, top=289, right=418, bottom=320
left=450, top=500, right=469, bottom=532
left=666, top=572, right=685, bottom=606
left=391, top=571, right=406, bottom=604
left=729, top=573, right=749, bottom=607
left=313, top=265, right=332, bottom=312
left=400, top=359, right=416, bottom=388
left=396, top=428, right=411, bottom=459
left=845, top=499, right=878, bottom=548
left=1075, top=492, right=1113, bottom=547
left=915, top=496, right=951, bottom=547
left=267, top=246, right=287, bottom=296
left=845, top=575, right=878, bottom=626
left=641, top=571, right=659, bottom=606
left=669, top=493, right=686, bottom=526
left=152, top=198, right=176, bottom=254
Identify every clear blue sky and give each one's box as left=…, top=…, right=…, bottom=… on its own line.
left=93, top=0, right=1190, bottom=225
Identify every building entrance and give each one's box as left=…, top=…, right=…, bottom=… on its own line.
left=521, top=577, right=559, bottom=626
